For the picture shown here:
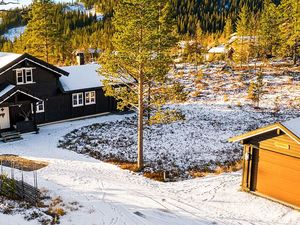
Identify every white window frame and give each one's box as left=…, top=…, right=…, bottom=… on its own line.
left=16, top=69, right=24, bottom=85
left=31, top=101, right=45, bottom=113
left=72, top=93, right=84, bottom=107
left=15, top=68, right=34, bottom=85
left=25, top=68, right=33, bottom=83
left=85, top=91, right=96, bottom=105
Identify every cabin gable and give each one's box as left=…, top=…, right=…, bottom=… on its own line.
left=0, top=58, right=66, bottom=97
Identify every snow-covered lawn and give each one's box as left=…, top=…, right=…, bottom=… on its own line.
left=0, top=109, right=300, bottom=225
left=58, top=104, right=299, bottom=179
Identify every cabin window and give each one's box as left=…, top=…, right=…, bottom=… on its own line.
left=72, top=93, right=84, bottom=107
left=16, top=69, right=24, bottom=84
left=25, top=69, right=33, bottom=83
left=31, top=101, right=45, bottom=113
left=85, top=91, right=96, bottom=105
left=16, top=68, right=34, bottom=85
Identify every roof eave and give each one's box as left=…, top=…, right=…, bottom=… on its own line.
left=228, top=122, right=300, bottom=145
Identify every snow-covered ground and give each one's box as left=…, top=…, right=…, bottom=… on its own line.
left=0, top=1, right=103, bottom=21
left=64, top=3, right=104, bottom=21
left=172, top=61, right=300, bottom=110
left=0, top=111, right=300, bottom=225
left=2, top=26, right=26, bottom=41
left=58, top=104, right=299, bottom=178
left=0, top=0, right=74, bottom=11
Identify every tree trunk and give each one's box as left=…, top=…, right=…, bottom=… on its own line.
left=137, top=74, right=144, bottom=170
left=293, top=42, right=298, bottom=65
left=146, top=82, right=151, bottom=124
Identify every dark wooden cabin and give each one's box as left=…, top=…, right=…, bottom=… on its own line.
left=0, top=52, right=118, bottom=137
left=229, top=119, right=300, bottom=209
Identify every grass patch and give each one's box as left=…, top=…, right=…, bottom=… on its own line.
left=105, top=159, right=242, bottom=182
left=0, top=155, right=48, bottom=171
left=190, top=160, right=243, bottom=178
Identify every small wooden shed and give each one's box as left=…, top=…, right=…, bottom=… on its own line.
left=229, top=118, right=300, bottom=209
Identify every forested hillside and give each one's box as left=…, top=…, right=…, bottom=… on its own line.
left=0, top=1, right=108, bottom=64
left=0, top=0, right=298, bottom=65
left=81, top=0, right=281, bottom=34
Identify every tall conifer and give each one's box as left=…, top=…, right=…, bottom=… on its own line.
left=99, top=0, right=181, bottom=169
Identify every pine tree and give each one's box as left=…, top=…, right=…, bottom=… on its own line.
left=99, top=0, right=181, bottom=170
left=22, top=0, right=63, bottom=63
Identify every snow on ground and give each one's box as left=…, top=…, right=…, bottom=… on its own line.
left=0, top=1, right=103, bottom=20
left=172, top=61, right=300, bottom=110
left=58, top=104, right=299, bottom=178
left=2, top=26, right=26, bottom=41
left=0, top=110, right=300, bottom=225
left=64, top=3, right=104, bottom=21
left=0, top=0, right=74, bottom=11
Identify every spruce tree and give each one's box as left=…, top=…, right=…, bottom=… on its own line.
left=99, top=0, right=181, bottom=170
left=234, top=6, right=251, bottom=65
left=259, top=0, right=280, bottom=58
left=223, top=17, right=233, bottom=41
left=279, top=0, right=300, bottom=64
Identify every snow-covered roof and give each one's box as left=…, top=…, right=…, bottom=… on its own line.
left=230, top=117, right=300, bottom=144
left=0, top=52, right=21, bottom=69
left=0, top=84, right=15, bottom=98
left=228, top=35, right=258, bottom=44
left=282, top=117, right=300, bottom=139
left=59, top=64, right=105, bottom=92
left=208, top=45, right=227, bottom=54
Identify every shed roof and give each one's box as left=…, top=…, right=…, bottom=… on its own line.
left=229, top=118, right=300, bottom=145
left=208, top=45, right=227, bottom=54
left=282, top=118, right=300, bottom=139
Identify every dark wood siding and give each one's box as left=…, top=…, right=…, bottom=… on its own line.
left=0, top=55, right=118, bottom=129
left=0, top=59, right=60, bottom=97
left=35, top=89, right=117, bottom=124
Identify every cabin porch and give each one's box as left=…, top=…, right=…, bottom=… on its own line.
left=0, top=87, right=41, bottom=136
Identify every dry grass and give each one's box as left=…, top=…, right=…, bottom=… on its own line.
left=0, top=155, right=48, bottom=171
left=143, top=172, right=165, bottom=182
left=190, top=160, right=243, bottom=178
left=105, top=160, right=140, bottom=172
left=106, top=159, right=243, bottom=181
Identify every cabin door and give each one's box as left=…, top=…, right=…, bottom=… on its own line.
left=0, top=107, right=10, bottom=130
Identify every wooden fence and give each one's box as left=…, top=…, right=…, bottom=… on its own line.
left=0, top=161, right=40, bottom=205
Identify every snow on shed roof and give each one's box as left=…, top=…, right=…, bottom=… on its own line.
left=208, top=45, right=227, bottom=54
left=229, top=117, right=300, bottom=144
left=282, top=117, right=300, bottom=139
left=59, top=63, right=105, bottom=92
left=0, top=52, right=21, bottom=69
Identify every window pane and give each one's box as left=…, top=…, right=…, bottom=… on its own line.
left=16, top=70, right=23, bottom=83
left=73, top=95, right=77, bottom=106
left=85, top=92, right=90, bottom=104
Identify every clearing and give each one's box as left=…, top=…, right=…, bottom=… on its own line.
left=0, top=109, right=299, bottom=225
left=58, top=104, right=299, bottom=180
